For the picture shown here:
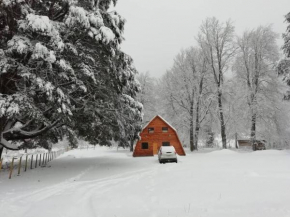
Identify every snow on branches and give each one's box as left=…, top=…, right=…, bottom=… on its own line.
left=0, top=95, right=20, bottom=118
left=32, top=43, right=56, bottom=63
left=0, top=0, right=142, bottom=152
left=278, top=12, right=290, bottom=90
left=19, top=14, right=65, bottom=51
left=66, top=6, right=115, bottom=44
left=7, top=36, right=31, bottom=55
left=65, top=6, right=90, bottom=28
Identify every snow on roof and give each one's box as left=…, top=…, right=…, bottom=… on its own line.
left=142, top=115, right=177, bottom=132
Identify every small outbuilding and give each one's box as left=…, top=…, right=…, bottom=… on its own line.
left=237, top=139, right=266, bottom=150
left=237, top=140, right=252, bottom=148
left=133, top=115, right=186, bottom=157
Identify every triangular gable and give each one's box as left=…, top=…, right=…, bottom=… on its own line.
left=134, top=115, right=186, bottom=156
left=142, top=115, right=177, bottom=132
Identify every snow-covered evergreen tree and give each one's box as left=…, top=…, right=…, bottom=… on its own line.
left=0, top=0, right=142, bottom=157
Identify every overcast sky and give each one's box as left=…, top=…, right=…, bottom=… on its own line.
left=114, top=0, right=290, bottom=78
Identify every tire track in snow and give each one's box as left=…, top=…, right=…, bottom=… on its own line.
left=21, top=168, right=155, bottom=217
left=1, top=165, right=155, bottom=217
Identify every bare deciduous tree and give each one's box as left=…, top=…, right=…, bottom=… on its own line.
left=136, top=72, right=158, bottom=124
left=160, top=48, right=212, bottom=151
left=235, top=25, right=279, bottom=148
left=197, top=17, right=236, bottom=149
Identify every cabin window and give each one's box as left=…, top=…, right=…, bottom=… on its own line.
left=142, top=142, right=149, bottom=149
left=162, top=142, right=170, bottom=146
left=148, top=127, right=154, bottom=133
left=162, top=127, right=168, bottom=132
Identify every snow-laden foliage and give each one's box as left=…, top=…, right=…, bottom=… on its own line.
left=7, top=36, right=32, bottom=55
left=65, top=6, right=116, bottom=44
left=31, top=43, right=57, bottom=63
left=278, top=12, right=290, bottom=93
left=158, top=48, right=214, bottom=151
left=151, top=20, right=290, bottom=150
left=0, top=0, right=142, bottom=153
left=232, top=25, right=282, bottom=144
left=197, top=17, right=236, bottom=149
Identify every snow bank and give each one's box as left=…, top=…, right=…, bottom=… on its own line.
left=207, top=149, right=238, bottom=155
left=250, top=149, right=288, bottom=156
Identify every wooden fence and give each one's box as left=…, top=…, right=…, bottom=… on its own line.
left=0, top=148, right=71, bottom=179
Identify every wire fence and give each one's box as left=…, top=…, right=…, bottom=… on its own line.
left=0, top=147, right=72, bottom=179
left=0, top=144, right=112, bottom=180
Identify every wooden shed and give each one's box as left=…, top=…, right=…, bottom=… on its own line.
left=238, top=139, right=266, bottom=149
left=133, top=115, right=186, bottom=157
left=237, top=140, right=252, bottom=148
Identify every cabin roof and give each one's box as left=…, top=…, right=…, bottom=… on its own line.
left=142, top=115, right=177, bottom=132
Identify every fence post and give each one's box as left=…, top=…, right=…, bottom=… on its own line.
left=17, top=156, right=22, bottom=176
left=24, top=155, right=28, bottom=172
left=45, top=153, right=48, bottom=165
left=30, top=155, right=33, bottom=169
left=35, top=154, right=38, bottom=168
left=9, top=157, right=15, bottom=179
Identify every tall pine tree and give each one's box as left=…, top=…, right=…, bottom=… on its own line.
left=0, top=0, right=142, bottom=157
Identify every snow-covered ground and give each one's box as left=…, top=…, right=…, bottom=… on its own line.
left=1, top=147, right=290, bottom=217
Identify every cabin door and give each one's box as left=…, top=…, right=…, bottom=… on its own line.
left=153, top=142, right=158, bottom=155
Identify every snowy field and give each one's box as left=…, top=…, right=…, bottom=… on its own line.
left=1, top=147, right=290, bottom=217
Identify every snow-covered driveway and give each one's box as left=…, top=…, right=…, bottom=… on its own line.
left=1, top=148, right=290, bottom=217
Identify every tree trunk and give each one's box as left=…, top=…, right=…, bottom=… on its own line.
left=194, top=97, right=201, bottom=151
left=194, top=125, right=199, bottom=151
left=0, top=146, right=3, bottom=159
left=250, top=112, right=257, bottom=151
left=218, top=91, right=227, bottom=149
left=190, top=103, right=195, bottom=151
left=0, top=124, right=3, bottom=159
left=130, top=139, right=134, bottom=152
left=235, top=133, right=238, bottom=149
